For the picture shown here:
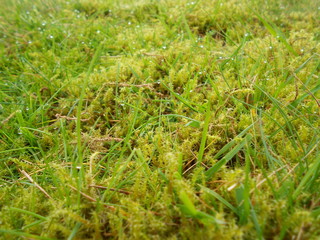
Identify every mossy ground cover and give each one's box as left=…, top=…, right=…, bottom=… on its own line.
left=0, top=0, right=319, bottom=239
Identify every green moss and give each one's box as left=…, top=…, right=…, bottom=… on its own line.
left=0, top=0, right=319, bottom=239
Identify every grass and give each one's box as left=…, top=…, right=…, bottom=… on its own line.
left=0, top=0, right=319, bottom=239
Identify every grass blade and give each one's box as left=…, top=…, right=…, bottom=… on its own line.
left=206, top=134, right=253, bottom=179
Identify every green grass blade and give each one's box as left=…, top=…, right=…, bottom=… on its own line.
left=9, top=207, right=48, bottom=221
left=206, top=134, right=252, bottom=179
left=201, top=186, right=239, bottom=215
left=254, top=11, right=298, bottom=56
left=198, top=103, right=211, bottom=163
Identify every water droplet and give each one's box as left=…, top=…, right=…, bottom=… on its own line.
left=96, top=30, right=100, bottom=34
left=28, top=41, right=32, bottom=44
left=128, top=21, right=131, bottom=25
left=300, top=49, right=304, bottom=52
left=189, top=90, right=193, bottom=93
left=269, top=46, right=273, bottom=49
left=49, top=35, right=54, bottom=39
left=81, top=41, right=85, bottom=44
left=41, top=22, right=46, bottom=26
left=162, top=46, right=167, bottom=49
left=76, top=166, right=81, bottom=169
left=26, top=11, right=30, bottom=15
left=199, top=72, right=202, bottom=75
left=200, top=45, right=204, bottom=48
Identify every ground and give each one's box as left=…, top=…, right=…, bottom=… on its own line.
left=0, top=0, right=319, bottom=239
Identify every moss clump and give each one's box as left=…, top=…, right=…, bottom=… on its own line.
left=0, top=0, right=319, bottom=239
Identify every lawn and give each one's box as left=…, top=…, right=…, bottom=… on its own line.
left=0, top=0, right=319, bottom=239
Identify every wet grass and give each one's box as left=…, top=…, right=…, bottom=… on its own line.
left=0, top=0, right=319, bottom=239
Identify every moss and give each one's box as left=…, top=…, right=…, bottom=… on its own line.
left=0, top=0, right=319, bottom=239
